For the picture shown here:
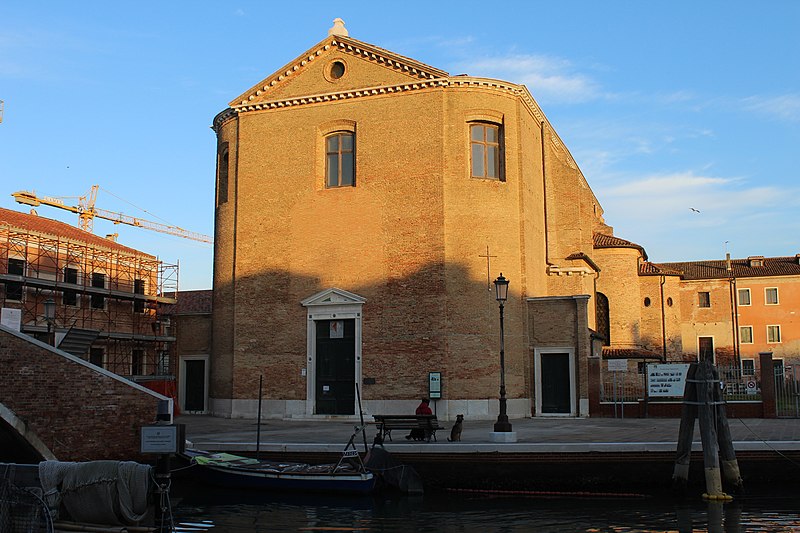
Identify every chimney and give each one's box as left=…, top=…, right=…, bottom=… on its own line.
left=726, top=252, right=731, bottom=272
left=105, top=233, right=118, bottom=242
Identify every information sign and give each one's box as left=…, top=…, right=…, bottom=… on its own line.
left=607, top=359, right=628, bottom=372
left=141, top=425, right=181, bottom=454
left=647, top=363, right=690, bottom=397
left=428, top=372, right=442, bottom=399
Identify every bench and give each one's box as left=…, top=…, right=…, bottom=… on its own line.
left=373, top=414, right=444, bottom=442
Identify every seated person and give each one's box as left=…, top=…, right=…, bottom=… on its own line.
left=406, top=398, right=432, bottom=441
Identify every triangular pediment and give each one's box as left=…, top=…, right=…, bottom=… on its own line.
left=230, top=35, right=449, bottom=108
left=301, top=287, right=366, bottom=307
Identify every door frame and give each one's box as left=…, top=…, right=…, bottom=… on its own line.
left=301, top=288, right=366, bottom=417
left=179, top=355, right=209, bottom=414
left=697, top=335, right=716, bottom=363
left=533, top=347, right=576, bottom=417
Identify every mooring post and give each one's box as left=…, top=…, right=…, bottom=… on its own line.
left=697, top=357, right=723, bottom=498
left=672, top=362, right=698, bottom=490
left=712, top=365, right=744, bottom=493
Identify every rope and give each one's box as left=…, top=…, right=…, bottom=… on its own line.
left=733, top=417, right=800, bottom=471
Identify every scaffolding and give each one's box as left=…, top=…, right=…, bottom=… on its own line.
left=0, top=223, right=178, bottom=379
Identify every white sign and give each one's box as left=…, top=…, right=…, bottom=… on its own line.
left=329, top=320, right=344, bottom=339
left=429, top=371, right=442, bottom=399
left=141, top=425, right=179, bottom=454
left=607, top=359, right=628, bottom=372
left=1, top=308, right=22, bottom=331
left=746, top=380, right=758, bottom=395
left=647, top=363, right=690, bottom=397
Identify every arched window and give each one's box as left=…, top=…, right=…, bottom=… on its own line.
left=325, top=132, right=355, bottom=188
left=596, top=292, right=610, bottom=346
left=470, top=123, right=503, bottom=180
left=217, top=143, right=229, bottom=205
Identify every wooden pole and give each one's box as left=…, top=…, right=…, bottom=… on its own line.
left=673, top=362, right=698, bottom=491
left=256, top=374, right=263, bottom=460
left=712, top=365, right=744, bottom=493
left=697, top=357, right=723, bottom=498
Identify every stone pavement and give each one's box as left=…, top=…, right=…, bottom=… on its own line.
left=177, top=415, right=800, bottom=454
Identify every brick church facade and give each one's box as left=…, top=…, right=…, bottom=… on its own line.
left=210, top=21, right=611, bottom=420
left=207, top=21, right=798, bottom=421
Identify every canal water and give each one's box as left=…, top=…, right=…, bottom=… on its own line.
left=171, top=484, right=800, bottom=532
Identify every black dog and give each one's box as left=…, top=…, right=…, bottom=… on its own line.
left=447, top=414, right=464, bottom=442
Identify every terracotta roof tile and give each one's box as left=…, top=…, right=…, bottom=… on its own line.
left=602, top=346, right=662, bottom=360
left=162, top=290, right=212, bottom=315
left=593, top=232, right=648, bottom=261
left=0, top=207, right=151, bottom=257
left=655, top=256, right=800, bottom=280
left=639, top=262, right=683, bottom=276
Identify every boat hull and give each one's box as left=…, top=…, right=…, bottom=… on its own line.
left=182, top=450, right=376, bottom=495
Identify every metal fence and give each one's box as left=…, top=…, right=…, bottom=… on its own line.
left=775, top=365, right=800, bottom=418
left=601, top=364, right=763, bottom=406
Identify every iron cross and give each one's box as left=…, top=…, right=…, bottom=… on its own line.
left=478, top=246, right=497, bottom=291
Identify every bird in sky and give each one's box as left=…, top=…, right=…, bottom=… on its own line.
left=690, top=208, right=700, bottom=213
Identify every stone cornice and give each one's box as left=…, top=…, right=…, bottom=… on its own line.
left=213, top=75, right=583, bottom=181
left=212, top=75, right=578, bottom=169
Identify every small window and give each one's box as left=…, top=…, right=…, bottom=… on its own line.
left=765, top=287, right=779, bottom=305
left=133, top=279, right=145, bottom=313
left=741, top=359, right=756, bottom=376
left=89, top=347, right=104, bottom=368
left=666, top=297, right=673, bottom=307
left=217, top=143, right=229, bottom=206
left=325, top=132, right=355, bottom=188
left=470, top=123, right=503, bottom=180
left=739, top=326, right=753, bottom=344
left=767, top=325, right=781, bottom=343
left=91, top=272, right=105, bottom=309
left=643, top=297, right=651, bottom=307
left=737, top=288, right=751, bottom=306
left=698, top=292, right=711, bottom=308
left=329, top=60, right=346, bottom=79
left=131, top=348, right=144, bottom=376
left=6, top=258, right=25, bottom=301
left=63, top=267, right=78, bottom=306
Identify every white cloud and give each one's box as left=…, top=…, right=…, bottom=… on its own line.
left=455, top=54, right=600, bottom=104
left=741, top=94, right=800, bottom=123
left=596, top=170, right=800, bottom=261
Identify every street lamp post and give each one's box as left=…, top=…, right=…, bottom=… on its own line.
left=493, top=273, right=512, bottom=433
left=43, top=298, right=56, bottom=346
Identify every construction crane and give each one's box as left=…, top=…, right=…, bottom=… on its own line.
left=12, top=185, right=213, bottom=244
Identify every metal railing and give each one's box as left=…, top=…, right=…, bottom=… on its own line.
left=775, top=365, right=800, bottom=418
left=601, top=364, right=764, bottom=405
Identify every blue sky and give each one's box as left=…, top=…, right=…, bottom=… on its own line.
left=1, top=2, right=798, bottom=290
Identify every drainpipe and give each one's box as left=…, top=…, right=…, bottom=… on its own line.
left=660, top=275, right=667, bottom=362
left=540, top=121, right=550, bottom=266
left=727, top=253, right=740, bottom=367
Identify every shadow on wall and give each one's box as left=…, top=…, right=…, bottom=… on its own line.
left=211, top=260, right=531, bottom=403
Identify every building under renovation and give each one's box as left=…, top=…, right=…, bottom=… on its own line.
left=0, top=207, right=177, bottom=384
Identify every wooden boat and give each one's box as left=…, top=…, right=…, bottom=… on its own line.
left=183, top=449, right=376, bottom=494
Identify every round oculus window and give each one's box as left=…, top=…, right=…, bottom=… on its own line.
left=644, top=297, right=651, bottom=307
left=329, top=61, right=346, bottom=80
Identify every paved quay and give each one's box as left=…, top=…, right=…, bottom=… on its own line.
left=177, top=415, right=800, bottom=454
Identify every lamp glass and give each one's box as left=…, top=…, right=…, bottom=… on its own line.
left=44, top=298, right=56, bottom=321
left=494, top=273, right=509, bottom=302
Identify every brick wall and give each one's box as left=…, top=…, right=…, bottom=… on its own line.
left=0, top=326, right=168, bottom=461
